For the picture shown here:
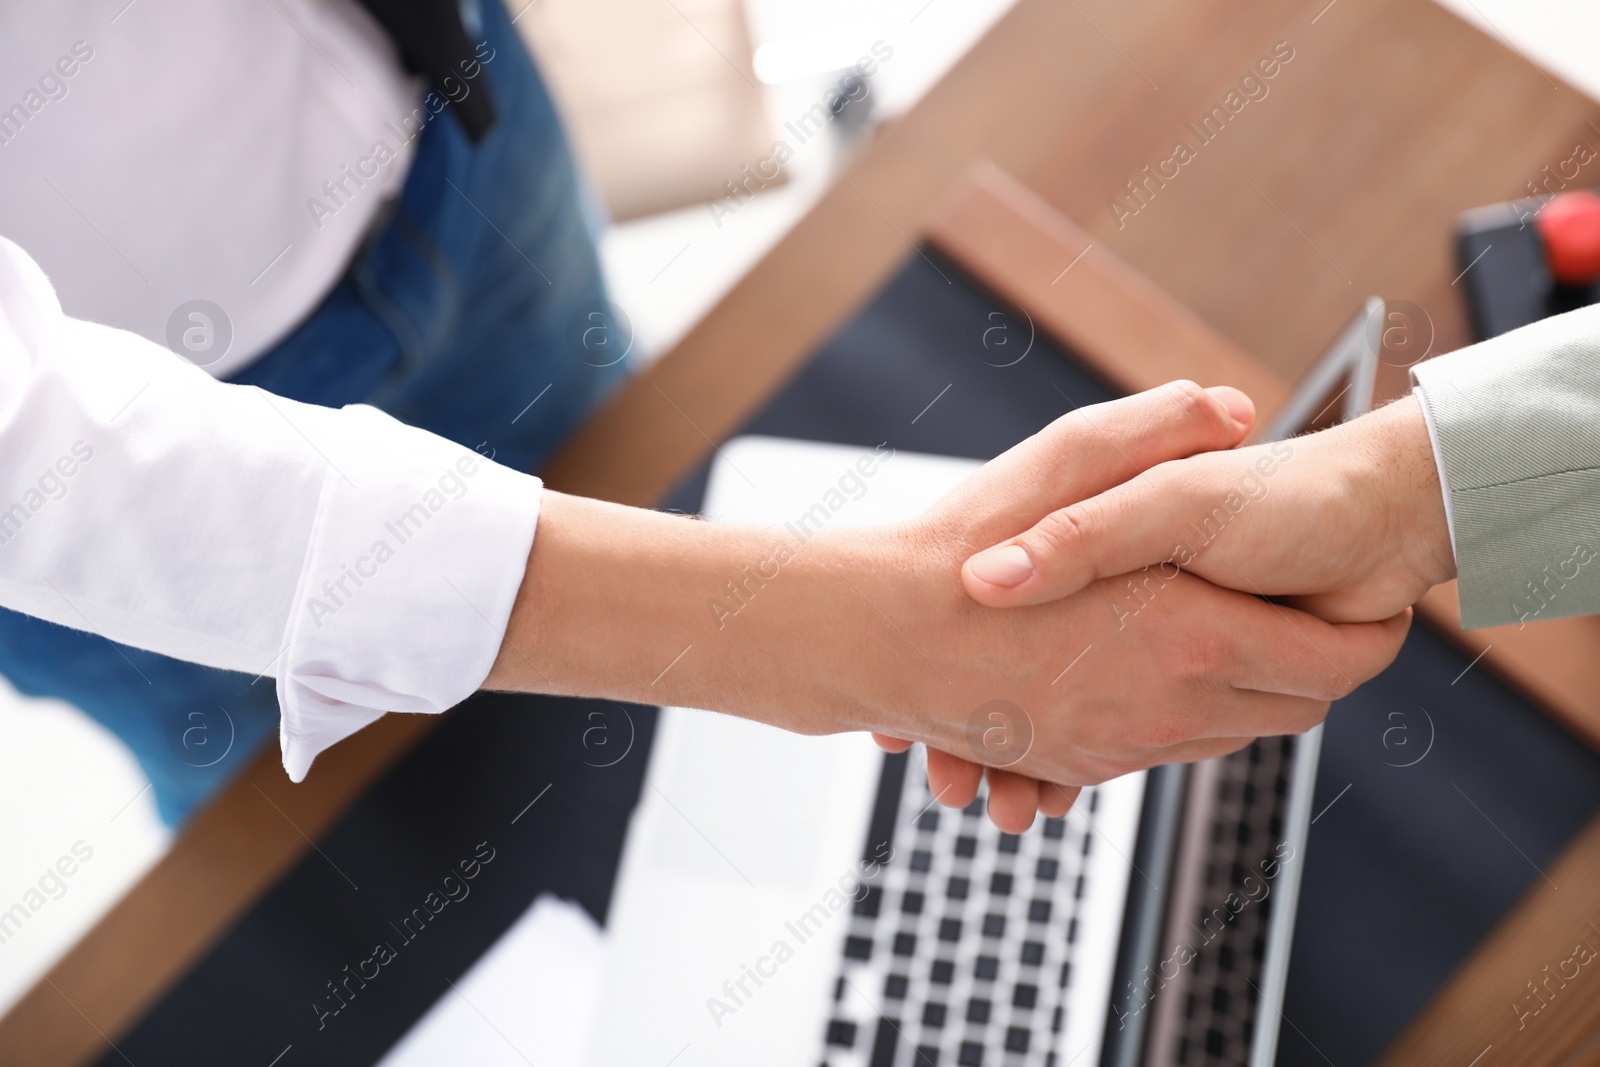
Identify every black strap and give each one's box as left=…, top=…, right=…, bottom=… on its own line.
left=355, top=0, right=498, bottom=142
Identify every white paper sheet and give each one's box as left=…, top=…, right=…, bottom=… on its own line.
left=376, top=894, right=607, bottom=1067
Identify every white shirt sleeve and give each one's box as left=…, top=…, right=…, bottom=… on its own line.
left=0, top=236, right=541, bottom=781
left=1411, top=384, right=1458, bottom=561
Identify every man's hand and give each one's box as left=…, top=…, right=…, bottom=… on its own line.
left=960, top=394, right=1456, bottom=622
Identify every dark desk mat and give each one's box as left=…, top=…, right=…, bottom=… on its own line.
left=97, top=694, right=658, bottom=1067
left=102, top=248, right=1600, bottom=1066
left=1279, top=620, right=1600, bottom=1067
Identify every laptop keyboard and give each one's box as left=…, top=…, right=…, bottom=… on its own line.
left=818, top=751, right=1119, bottom=1067
left=1145, top=737, right=1295, bottom=1066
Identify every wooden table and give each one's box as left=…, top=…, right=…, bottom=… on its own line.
left=6, top=0, right=1600, bottom=1063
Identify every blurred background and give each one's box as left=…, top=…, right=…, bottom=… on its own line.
left=1, top=0, right=1598, bottom=1021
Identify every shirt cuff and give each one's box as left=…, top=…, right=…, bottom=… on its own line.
left=276, top=405, right=541, bottom=781
left=1411, top=385, right=1458, bottom=563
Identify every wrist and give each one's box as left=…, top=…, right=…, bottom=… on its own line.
left=1349, top=394, right=1457, bottom=590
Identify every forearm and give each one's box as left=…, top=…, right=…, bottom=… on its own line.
left=484, top=490, right=921, bottom=737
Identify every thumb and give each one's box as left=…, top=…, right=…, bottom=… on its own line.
left=962, top=460, right=1220, bottom=607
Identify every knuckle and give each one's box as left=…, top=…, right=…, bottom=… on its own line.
left=1138, top=713, right=1193, bottom=750
left=1166, top=630, right=1225, bottom=683
left=1165, top=378, right=1207, bottom=411
left=1295, top=648, right=1351, bottom=700
left=1165, top=378, right=1230, bottom=437
left=1025, top=505, right=1095, bottom=560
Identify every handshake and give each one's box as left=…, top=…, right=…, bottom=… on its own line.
left=865, top=380, right=1456, bottom=830
left=496, top=381, right=1457, bottom=833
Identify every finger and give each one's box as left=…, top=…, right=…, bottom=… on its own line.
left=1018, top=381, right=1254, bottom=495
left=966, top=385, right=1254, bottom=607
left=963, top=454, right=1233, bottom=608
left=926, top=747, right=983, bottom=809
left=1221, top=603, right=1412, bottom=702
left=871, top=732, right=915, bottom=753
left=1209, top=385, right=1255, bottom=435
left=953, top=382, right=1253, bottom=545
left=1144, top=687, right=1330, bottom=745
left=1286, top=588, right=1418, bottom=626
left=985, top=768, right=1040, bottom=833
left=1038, top=782, right=1080, bottom=818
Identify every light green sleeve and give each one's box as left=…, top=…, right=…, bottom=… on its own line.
left=1411, top=303, right=1600, bottom=629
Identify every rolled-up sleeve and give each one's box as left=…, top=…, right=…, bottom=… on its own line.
left=0, top=236, right=540, bottom=781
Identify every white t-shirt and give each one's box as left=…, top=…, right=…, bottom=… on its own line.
left=0, top=0, right=422, bottom=377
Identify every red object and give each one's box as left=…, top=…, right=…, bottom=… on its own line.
left=1536, top=190, right=1600, bottom=286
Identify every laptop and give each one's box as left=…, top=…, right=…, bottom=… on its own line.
left=584, top=300, right=1385, bottom=1067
